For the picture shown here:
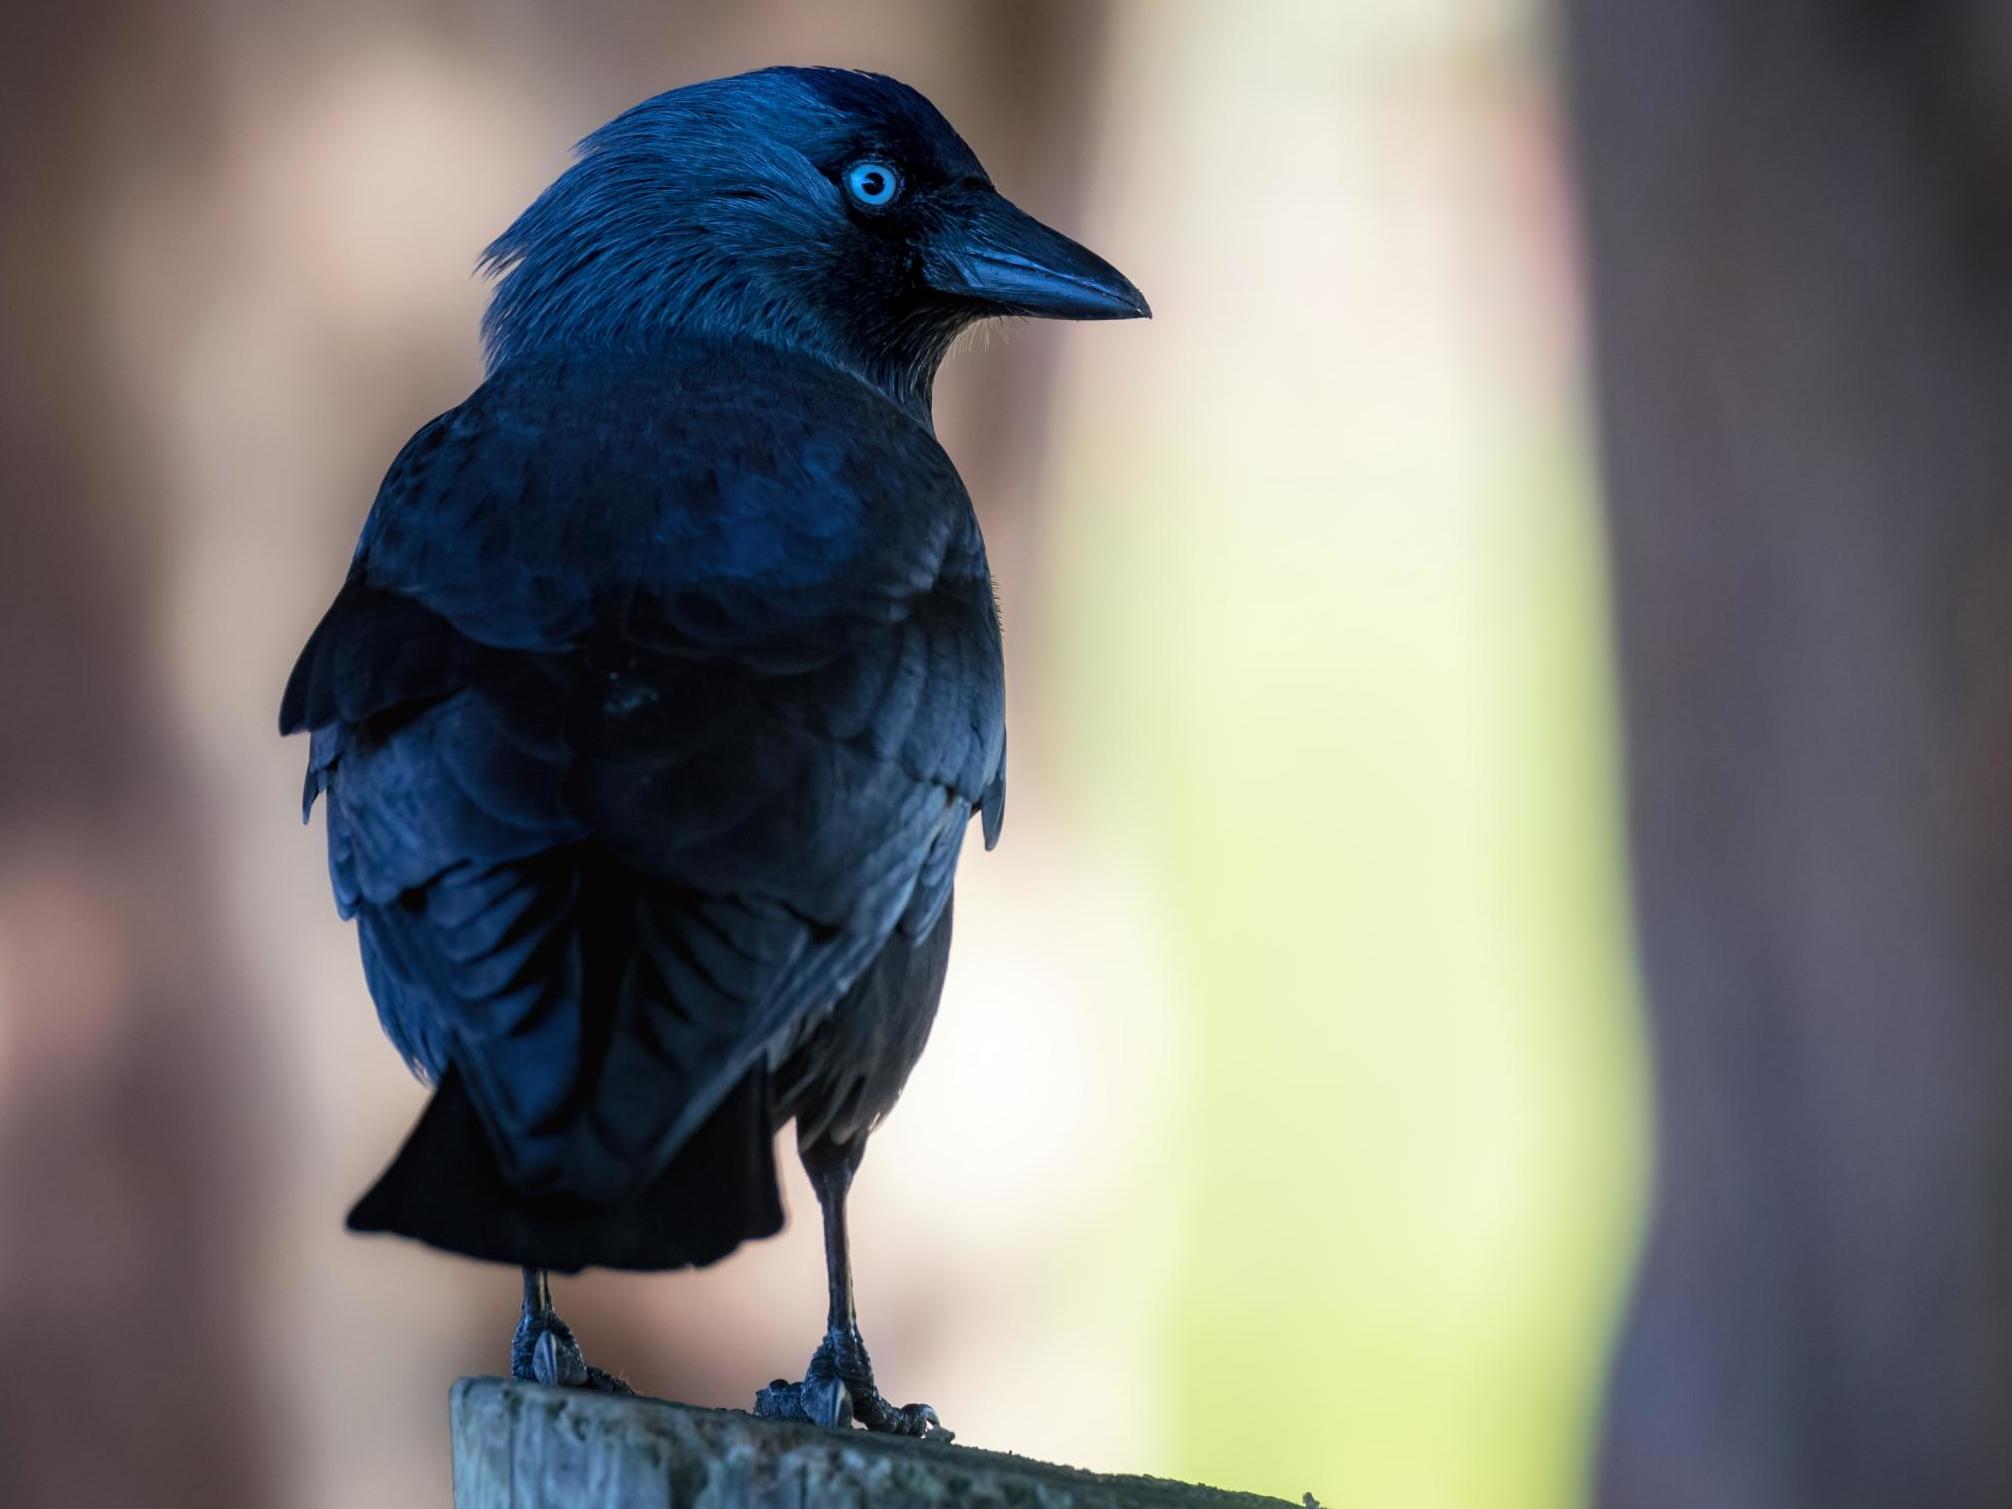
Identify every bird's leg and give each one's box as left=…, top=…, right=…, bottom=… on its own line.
left=754, top=1137, right=952, bottom=1442
left=510, top=1267, right=632, bottom=1394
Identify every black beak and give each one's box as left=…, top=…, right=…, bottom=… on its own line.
left=926, top=191, right=1150, bottom=321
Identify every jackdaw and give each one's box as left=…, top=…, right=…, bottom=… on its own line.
left=279, top=66, right=1146, bottom=1440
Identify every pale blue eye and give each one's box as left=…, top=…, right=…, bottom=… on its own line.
left=844, top=161, right=900, bottom=207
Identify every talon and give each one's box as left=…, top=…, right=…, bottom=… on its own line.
left=532, top=1327, right=588, bottom=1388
left=854, top=1390, right=951, bottom=1440
left=765, top=1326, right=951, bottom=1441
left=515, top=1272, right=614, bottom=1391
left=801, top=1373, right=853, bottom=1430
left=899, top=1403, right=953, bottom=1442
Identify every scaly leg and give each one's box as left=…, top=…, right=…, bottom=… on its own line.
left=754, top=1137, right=951, bottom=1441
left=510, top=1268, right=631, bottom=1393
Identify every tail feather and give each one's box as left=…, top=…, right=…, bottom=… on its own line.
left=347, top=1067, right=783, bottom=1273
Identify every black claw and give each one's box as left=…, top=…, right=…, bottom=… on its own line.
left=533, top=1326, right=589, bottom=1388
left=905, top=1405, right=954, bottom=1445
left=514, top=1271, right=622, bottom=1393
left=758, top=1330, right=951, bottom=1442
left=857, top=1395, right=952, bottom=1442
left=805, top=1374, right=853, bottom=1429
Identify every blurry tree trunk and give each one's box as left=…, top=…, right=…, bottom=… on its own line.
left=0, top=4, right=271, bottom=1508
left=1564, top=2, right=2012, bottom=1505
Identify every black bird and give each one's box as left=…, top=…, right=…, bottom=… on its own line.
left=279, top=67, right=1145, bottom=1440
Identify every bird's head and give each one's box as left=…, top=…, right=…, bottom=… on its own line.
left=479, top=67, right=1148, bottom=418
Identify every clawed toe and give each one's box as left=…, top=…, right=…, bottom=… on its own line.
left=512, top=1272, right=630, bottom=1394
left=756, top=1371, right=853, bottom=1428
left=756, top=1373, right=852, bottom=1428
left=517, top=1326, right=632, bottom=1393
left=869, top=1399, right=953, bottom=1443
left=755, top=1332, right=951, bottom=1443
left=531, top=1327, right=588, bottom=1387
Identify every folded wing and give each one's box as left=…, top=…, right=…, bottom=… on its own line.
left=282, top=344, right=1005, bottom=1205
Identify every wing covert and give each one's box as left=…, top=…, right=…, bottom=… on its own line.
left=284, top=341, right=1005, bottom=1199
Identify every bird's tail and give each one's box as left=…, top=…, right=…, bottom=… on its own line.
left=346, top=1067, right=784, bottom=1274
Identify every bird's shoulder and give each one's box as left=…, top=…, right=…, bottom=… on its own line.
left=353, top=341, right=985, bottom=651
left=283, top=339, right=1006, bottom=810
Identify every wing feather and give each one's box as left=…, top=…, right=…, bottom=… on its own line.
left=285, top=342, right=1004, bottom=1201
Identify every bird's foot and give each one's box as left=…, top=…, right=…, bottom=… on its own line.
left=754, top=1328, right=951, bottom=1442
left=511, top=1309, right=633, bottom=1395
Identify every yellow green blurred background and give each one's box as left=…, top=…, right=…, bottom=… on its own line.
left=0, top=2, right=1650, bottom=1505
left=1042, top=9, right=1645, bottom=1500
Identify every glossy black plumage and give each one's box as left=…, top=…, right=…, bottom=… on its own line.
left=284, top=341, right=1003, bottom=1263
left=282, top=66, right=1143, bottom=1424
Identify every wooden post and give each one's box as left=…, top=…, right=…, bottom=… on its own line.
left=451, top=1378, right=1314, bottom=1509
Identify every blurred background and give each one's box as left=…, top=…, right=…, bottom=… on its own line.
left=4, top=1, right=2007, bottom=1507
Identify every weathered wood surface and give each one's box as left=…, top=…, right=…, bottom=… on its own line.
left=451, top=1377, right=1312, bottom=1509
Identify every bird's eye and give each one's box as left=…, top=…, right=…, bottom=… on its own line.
left=844, top=161, right=901, bottom=208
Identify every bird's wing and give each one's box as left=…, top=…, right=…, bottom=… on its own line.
left=281, top=347, right=1005, bottom=1200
